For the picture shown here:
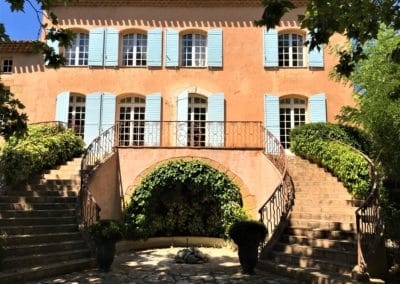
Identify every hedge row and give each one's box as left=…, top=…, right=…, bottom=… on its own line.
left=0, top=125, right=84, bottom=185
left=291, top=126, right=371, bottom=199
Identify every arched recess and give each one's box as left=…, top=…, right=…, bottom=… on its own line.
left=124, top=156, right=256, bottom=214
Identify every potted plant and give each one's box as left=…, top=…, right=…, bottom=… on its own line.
left=89, top=219, right=123, bottom=272
left=229, top=220, right=267, bottom=274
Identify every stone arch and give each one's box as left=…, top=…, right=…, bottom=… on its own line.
left=124, top=156, right=257, bottom=215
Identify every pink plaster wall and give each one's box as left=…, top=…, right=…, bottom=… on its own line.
left=117, top=148, right=281, bottom=218
left=2, top=6, right=353, bottom=124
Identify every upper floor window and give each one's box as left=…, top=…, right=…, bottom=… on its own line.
left=118, top=96, right=146, bottom=146
left=187, top=95, right=207, bottom=146
left=181, top=34, right=207, bottom=67
left=65, top=33, right=89, bottom=66
left=1, top=59, right=13, bottom=73
left=278, top=33, right=305, bottom=67
left=122, top=33, right=147, bottom=67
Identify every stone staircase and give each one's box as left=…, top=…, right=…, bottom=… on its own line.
left=0, top=158, right=95, bottom=283
left=260, top=155, right=360, bottom=284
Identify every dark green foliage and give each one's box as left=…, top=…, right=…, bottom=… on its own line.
left=89, top=220, right=123, bottom=244
left=0, top=237, right=4, bottom=271
left=124, top=160, right=248, bottom=239
left=290, top=124, right=371, bottom=199
left=0, top=124, right=84, bottom=185
left=380, top=187, right=400, bottom=247
left=228, top=220, right=267, bottom=246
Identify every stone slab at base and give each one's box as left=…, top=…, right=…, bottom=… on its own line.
left=116, top=236, right=233, bottom=254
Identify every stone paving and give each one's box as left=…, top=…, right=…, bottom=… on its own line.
left=32, top=247, right=300, bottom=284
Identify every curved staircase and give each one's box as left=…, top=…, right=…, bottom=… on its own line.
left=260, top=155, right=360, bottom=283
left=0, top=158, right=95, bottom=283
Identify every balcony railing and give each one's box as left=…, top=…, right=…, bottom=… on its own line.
left=114, top=120, right=264, bottom=149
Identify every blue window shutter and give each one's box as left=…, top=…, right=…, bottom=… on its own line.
left=144, top=93, right=162, bottom=146
left=55, top=91, right=70, bottom=124
left=308, top=33, right=324, bottom=68
left=309, top=93, right=327, bottom=123
left=88, top=28, right=105, bottom=66
left=147, top=29, right=162, bottom=67
left=100, top=93, right=116, bottom=132
left=208, top=29, right=223, bottom=67
left=264, top=28, right=278, bottom=67
left=84, top=93, right=102, bottom=146
left=176, top=91, right=189, bottom=146
left=104, top=28, right=119, bottom=66
left=166, top=28, right=179, bottom=67
left=207, top=93, right=224, bottom=147
left=264, top=94, right=280, bottom=139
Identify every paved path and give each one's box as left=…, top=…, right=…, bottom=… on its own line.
left=32, top=247, right=300, bottom=284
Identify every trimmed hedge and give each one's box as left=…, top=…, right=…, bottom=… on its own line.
left=124, top=160, right=248, bottom=239
left=291, top=126, right=371, bottom=199
left=0, top=125, right=84, bottom=185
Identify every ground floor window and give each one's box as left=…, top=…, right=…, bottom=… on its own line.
left=280, top=97, right=306, bottom=149
left=187, top=95, right=207, bottom=146
left=119, top=96, right=146, bottom=146
left=68, top=95, right=86, bottom=137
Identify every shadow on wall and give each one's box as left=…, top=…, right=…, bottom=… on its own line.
left=13, top=64, right=46, bottom=74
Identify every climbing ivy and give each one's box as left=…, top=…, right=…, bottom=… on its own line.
left=123, top=160, right=248, bottom=239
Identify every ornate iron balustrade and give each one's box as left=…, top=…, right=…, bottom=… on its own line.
left=115, top=120, right=264, bottom=149
left=80, top=125, right=116, bottom=228
left=258, top=130, right=295, bottom=253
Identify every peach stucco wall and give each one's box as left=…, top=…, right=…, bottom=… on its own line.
left=1, top=6, right=353, bottom=125
left=116, top=148, right=281, bottom=218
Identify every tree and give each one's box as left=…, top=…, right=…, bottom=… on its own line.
left=257, top=0, right=400, bottom=77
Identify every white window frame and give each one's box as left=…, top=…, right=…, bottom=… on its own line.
left=122, top=33, right=148, bottom=67
left=188, top=95, right=208, bottom=146
left=279, top=97, right=307, bottom=149
left=1, top=58, right=13, bottom=73
left=65, top=33, right=89, bottom=66
left=118, top=96, right=146, bottom=146
left=68, top=95, right=86, bottom=138
left=181, top=33, right=207, bottom=67
left=278, top=33, right=305, bottom=67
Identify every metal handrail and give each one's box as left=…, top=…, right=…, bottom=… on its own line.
left=258, top=129, right=295, bottom=254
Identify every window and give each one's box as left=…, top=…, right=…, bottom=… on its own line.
left=1, top=59, right=13, bottom=73
left=187, top=95, right=207, bottom=146
left=68, top=95, right=86, bottom=137
left=181, top=34, right=207, bottom=67
left=119, top=96, right=146, bottom=146
left=65, top=33, right=89, bottom=66
left=122, top=33, right=147, bottom=66
left=280, top=97, right=307, bottom=149
left=278, top=34, right=304, bottom=67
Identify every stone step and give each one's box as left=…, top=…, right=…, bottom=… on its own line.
left=281, top=235, right=357, bottom=252
left=269, top=251, right=354, bottom=274
left=4, top=232, right=83, bottom=246
left=0, top=196, right=77, bottom=203
left=289, top=219, right=356, bottom=232
left=0, top=216, right=76, bottom=226
left=0, top=202, right=77, bottom=210
left=0, top=223, right=79, bottom=235
left=258, top=260, right=354, bottom=284
left=292, top=205, right=357, bottom=213
left=42, top=174, right=80, bottom=180
left=35, top=179, right=80, bottom=186
left=293, top=198, right=358, bottom=207
left=5, top=240, right=87, bottom=257
left=1, top=249, right=93, bottom=272
left=1, top=188, right=79, bottom=197
left=0, top=208, right=76, bottom=218
left=286, top=227, right=356, bottom=241
left=0, top=258, right=94, bottom=284
left=290, top=212, right=356, bottom=223
left=274, top=243, right=357, bottom=264
left=293, top=192, right=352, bottom=199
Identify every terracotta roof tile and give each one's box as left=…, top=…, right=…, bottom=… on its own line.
left=0, top=41, right=36, bottom=53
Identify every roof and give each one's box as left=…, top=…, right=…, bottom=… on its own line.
left=0, top=41, right=36, bottom=53
left=54, top=0, right=308, bottom=7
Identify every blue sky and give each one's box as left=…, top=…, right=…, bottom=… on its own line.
left=0, top=1, right=42, bottom=40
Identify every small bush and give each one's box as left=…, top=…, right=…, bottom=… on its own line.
left=229, top=220, right=267, bottom=246
left=0, top=125, right=84, bottom=185
left=89, top=220, right=123, bottom=243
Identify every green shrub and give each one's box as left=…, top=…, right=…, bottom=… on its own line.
left=290, top=123, right=372, bottom=154
left=291, top=138, right=371, bottom=199
left=0, top=125, right=84, bottom=185
left=124, top=160, right=248, bottom=239
left=228, top=220, right=267, bottom=246
left=89, top=220, right=123, bottom=244
left=0, top=237, right=4, bottom=271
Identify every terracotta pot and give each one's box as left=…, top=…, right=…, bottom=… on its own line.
left=96, top=240, right=116, bottom=272
left=237, top=243, right=259, bottom=274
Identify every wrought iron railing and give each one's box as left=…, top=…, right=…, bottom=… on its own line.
left=115, top=120, right=264, bottom=149
left=258, top=130, right=295, bottom=253
left=80, top=125, right=116, bottom=228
